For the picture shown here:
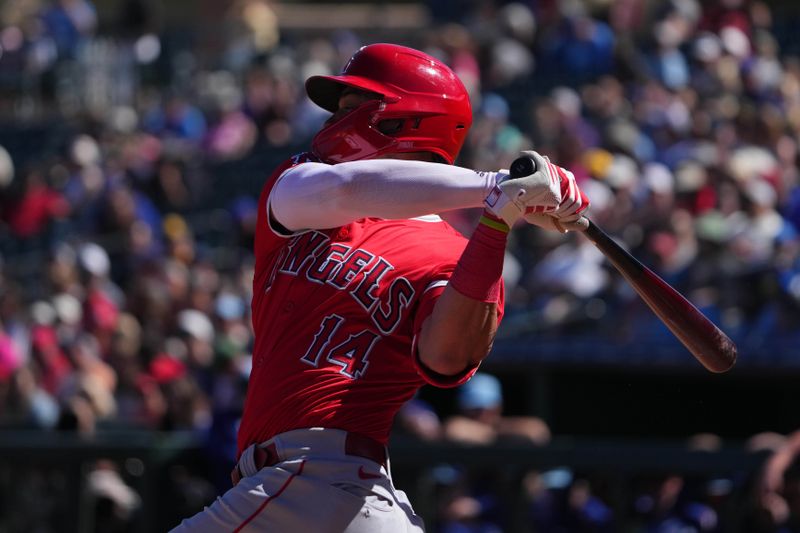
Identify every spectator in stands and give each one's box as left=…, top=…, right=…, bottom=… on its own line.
left=41, top=0, right=97, bottom=59
left=745, top=430, right=800, bottom=532
left=394, top=394, right=444, bottom=442
left=539, top=3, right=616, bottom=87
left=431, top=465, right=506, bottom=533
left=143, top=93, right=207, bottom=146
left=1, top=168, right=70, bottom=245
left=85, top=459, right=142, bottom=533
left=203, top=80, right=258, bottom=161
left=523, top=467, right=615, bottom=532
left=628, top=434, right=731, bottom=533
left=3, top=364, right=59, bottom=428
left=444, top=372, right=550, bottom=446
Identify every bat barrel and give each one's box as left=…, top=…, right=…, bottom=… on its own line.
left=584, top=221, right=737, bottom=373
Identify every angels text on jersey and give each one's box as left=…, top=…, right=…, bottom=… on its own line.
left=264, top=230, right=416, bottom=379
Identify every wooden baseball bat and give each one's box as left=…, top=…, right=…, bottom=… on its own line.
left=509, top=156, right=737, bottom=373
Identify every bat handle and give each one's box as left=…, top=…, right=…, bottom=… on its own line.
left=510, top=155, right=622, bottom=249
left=582, top=218, right=607, bottom=243
left=509, top=156, right=537, bottom=180
left=509, top=155, right=590, bottom=232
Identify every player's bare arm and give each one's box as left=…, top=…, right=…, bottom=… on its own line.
left=417, top=288, right=500, bottom=376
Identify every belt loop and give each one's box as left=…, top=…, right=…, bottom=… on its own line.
left=231, top=442, right=276, bottom=486
left=238, top=444, right=259, bottom=478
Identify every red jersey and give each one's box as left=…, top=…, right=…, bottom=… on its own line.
left=237, top=153, right=504, bottom=454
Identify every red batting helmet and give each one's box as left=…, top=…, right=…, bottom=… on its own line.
left=306, top=43, right=472, bottom=164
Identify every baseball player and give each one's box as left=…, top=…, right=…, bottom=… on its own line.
left=172, top=43, right=589, bottom=532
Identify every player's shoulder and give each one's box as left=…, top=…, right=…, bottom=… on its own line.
left=405, top=215, right=465, bottom=237
left=367, top=214, right=457, bottom=230
left=268, top=152, right=320, bottom=180
left=366, top=215, right=468, bottom=247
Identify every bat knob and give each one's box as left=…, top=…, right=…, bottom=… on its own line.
left=509, top=156, right=537, bottom=179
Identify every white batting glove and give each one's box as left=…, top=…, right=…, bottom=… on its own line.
left=483, top=151, right=562, bottom=226
left=522, top=152, right=590, bottom=233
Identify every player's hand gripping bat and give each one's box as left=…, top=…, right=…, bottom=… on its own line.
left=509, top=156, right=737, bottom=373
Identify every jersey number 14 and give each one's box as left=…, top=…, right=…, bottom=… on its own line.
left=300, top=314, right=380, bottom=379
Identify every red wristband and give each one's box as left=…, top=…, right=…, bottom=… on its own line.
left=448, top=211, right=508, bottom=302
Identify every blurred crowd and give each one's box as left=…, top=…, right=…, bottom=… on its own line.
left=1, top=0, right=800, bottom=531
left=396, top=373, right=800, bottom=533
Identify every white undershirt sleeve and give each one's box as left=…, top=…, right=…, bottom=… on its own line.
left=269, top=159, right=498, bottom=232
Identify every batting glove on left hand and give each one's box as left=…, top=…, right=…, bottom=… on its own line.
left=483, top=151, right=562, bottom=226
left=522, top=152, right=590, bottom=233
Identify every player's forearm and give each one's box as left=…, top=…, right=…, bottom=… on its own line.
left=417, top=287, right=499, bottom=375
left=417, top=212, right=507, bottom=376
left=271, top=160, right=496, bottom=231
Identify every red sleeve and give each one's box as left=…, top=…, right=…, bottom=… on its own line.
left=410, top=279, right=505, bottom=388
